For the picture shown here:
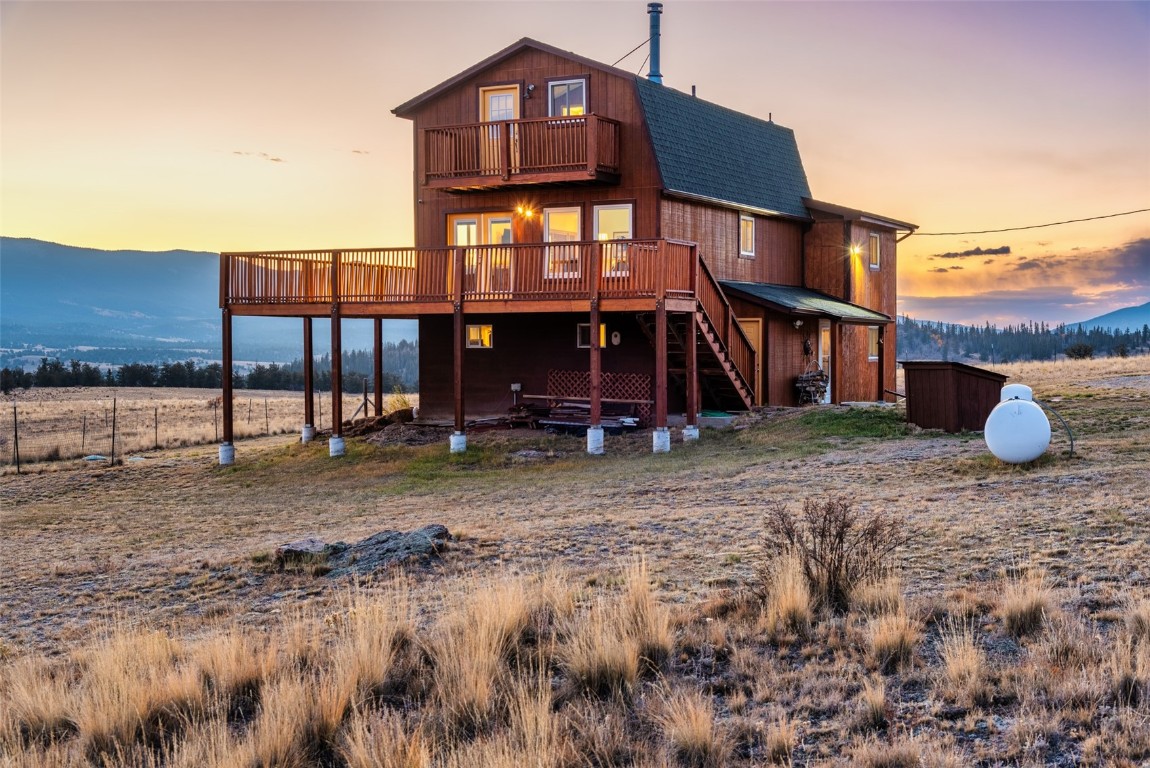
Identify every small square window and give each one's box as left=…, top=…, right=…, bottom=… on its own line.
left=549, top=79, right=587, bottom=117
left=869, top=233, right=881, bottom=270
left=577, top=323, right=607, bottom=348
left=739, top=214, right=755, bottom=257
left=467, top=324, right=493, bottom=349
left=867, top=326, right=880, bottom=360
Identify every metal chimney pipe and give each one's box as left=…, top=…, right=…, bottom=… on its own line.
left=647, top=3, right=663, bottom=84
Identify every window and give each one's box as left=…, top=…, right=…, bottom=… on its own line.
left=594, top=203, right=632, bottom=276
left=577, top=323, right=607, bottom=348
left=869, top=233, right=881, bottom=270
left=466, top=324, right=493, bottom=349
left=867, top=326, right=880, bottom=360
left=739, top=214, right=755, bottom=257
left=544, top=206, right=582, bottom=277
left=548, top=79, right=587, bottom=117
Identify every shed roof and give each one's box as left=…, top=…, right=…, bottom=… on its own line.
left=635, top=78, right=811, bottom=219
left=720, top=281, right=891, bottom=324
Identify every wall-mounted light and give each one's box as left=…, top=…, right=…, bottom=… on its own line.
left=515, top=204, right=535, bottom=219
left=525, top=83, right=535, bottom=99
left=849, top=243, right=862, bottom=258
left=793, top=319, right=804, bottom=329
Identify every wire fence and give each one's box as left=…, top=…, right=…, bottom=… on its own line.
left=1, top=391, right=366, bottom=472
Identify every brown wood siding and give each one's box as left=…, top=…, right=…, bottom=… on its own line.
left=901, top=361, right=1007, bottom=433
left=726, top=294, right=815, bottom=407
left=660, top=199, right=804, bottom=284
left=418, top=311, right=657, bottom=420
left=837, top=323, right=880, bottom=402
left=803, top=218, right=846, bottom=297
left=404, top=48, right=663, bottom=249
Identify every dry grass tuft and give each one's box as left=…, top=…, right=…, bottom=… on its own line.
left=339, top=708, right=430, bottom=768
left=1126, top=598, right=1150, bottom=644
left=763, top=715, right=796, bottom=765
left=856, top=675, right=888, bottom=732
left=624, top=556, right=676, bottom=675
left=853, top=573, right=905, bottom=617
left=562, top=597, right=641, bottom=700
left=851, top=735, right=922, bottom=768
left=999, top=566, right=1055, bottom=638
left=653, top=687, right=731, bottom=768
left=868, top=609, right=919, bottom=673
left=761, top=550, right=813, bottom=638
left=936, top=618, right=989, bottom=708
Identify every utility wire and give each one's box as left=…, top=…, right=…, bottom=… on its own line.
left=914, top=208, right=1150, bottom=236
left=613, top=38, right=650, bottom=67
left=636, top=53, right=651, bottom=77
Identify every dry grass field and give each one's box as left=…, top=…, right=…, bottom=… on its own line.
left=1, top=357, right=1147, bottom=767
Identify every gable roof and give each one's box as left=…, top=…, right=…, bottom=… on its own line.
left=635, top=78, right=811, bottom=220
left=393, top=38, right=637, bottom=117
left=720, top=281, right=891, bottom=324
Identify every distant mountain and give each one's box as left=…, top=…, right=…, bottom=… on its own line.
left=1070, top=302, right=1150, bottom=332
left=0, top=237, right=416, bottom=370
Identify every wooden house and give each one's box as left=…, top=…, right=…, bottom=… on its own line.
left=218, top=6, right=915, bottom=460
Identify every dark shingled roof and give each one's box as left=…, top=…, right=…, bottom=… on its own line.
left=635, top=78, right=812, bottom=219
left=720, top=281, right=891, bottom=324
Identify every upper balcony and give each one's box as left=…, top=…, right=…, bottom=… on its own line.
left=420, top=115, right=621, bottom=191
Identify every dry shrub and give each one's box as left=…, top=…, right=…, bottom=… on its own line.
left=339, top=708, right=429, bottom=768
left=999, top=566, right=1055, bottom=638
left=936, top=619, right=989, bottom=708
left=761, top=550, right=813, bottom=638
left=653, top=688, right=731, bottom=768
left=761, top=497, right=911, bottom=615
left=868, top=609, right=919, bottom=673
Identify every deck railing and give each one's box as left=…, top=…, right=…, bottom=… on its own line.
left=422, top=115, right=621, bottom=184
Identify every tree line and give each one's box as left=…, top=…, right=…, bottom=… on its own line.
left=1, top=341, right=419, bottom=395
left=897, top=316, right=1150, bottom=363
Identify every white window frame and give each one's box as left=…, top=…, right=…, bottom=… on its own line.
left=548, top=78, right=588, bottom=117
left=867, top=326, right=880, bottom=361
left=466, top=324, right=493, bottom=349
left=593, top=203, right=633, bottom=277
left=544, top=206, right=582, bottom=278
left=739, top=214, right=755, bottom=258
left=576, top=323, right=607, bottom=349
left=869, top=233, right=881, bottom=270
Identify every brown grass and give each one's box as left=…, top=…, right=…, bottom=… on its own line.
left=2, top=357, right=1149, bottom=765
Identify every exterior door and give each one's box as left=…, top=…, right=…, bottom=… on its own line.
left=736, top=317, right=763, bottom=405
left=449, top=212, right=513, bottom=296
left=479, top=85, right=519, bottom=175
left=818, top=320, right=832, bottom=404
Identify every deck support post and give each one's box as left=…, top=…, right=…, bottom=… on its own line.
left=587, top=243, right=603, bottom=454
left=220, top=307, right=235, bottom=465
left=329, top=252, right=345, bottom=457
left=373, top=318, right=384, bottom=416
left=302, top=318, right=315, bottom=442
left=653, top=298, right=670, bottom=453
left=683, top=311, right=699, bottom=441
left=451, top=247, right=466, bottom=453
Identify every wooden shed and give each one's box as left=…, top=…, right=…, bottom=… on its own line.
left=900, top=361, right=1008, bottom=433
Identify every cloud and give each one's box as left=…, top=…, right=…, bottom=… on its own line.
left=232, top=151, right=285, bottom=163
left=351, top=149, right=370, bottom=155
left=929, top=267, right=950, bottom=273
left=931, top=245, right=1011, bottom=259
left=983, top=259, right=995, bottom=265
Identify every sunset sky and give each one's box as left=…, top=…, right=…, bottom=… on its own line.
left=2, top=0, right=1148, bottom=326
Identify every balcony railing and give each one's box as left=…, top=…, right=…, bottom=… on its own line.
left=222, top=240, right=695, bottom=308
left=421, top=115, right=621, bottom=189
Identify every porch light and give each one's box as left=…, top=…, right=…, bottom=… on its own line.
left=516, top=204, right=535, bottom=219
left=849, top=243, right=862, bottom=258
left=793, top=319, right=804, bottom=329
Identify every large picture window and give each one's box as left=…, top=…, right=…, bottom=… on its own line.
left=544, top=206, right=582, bottom=277
left=548, top=79, right=587, bottom=117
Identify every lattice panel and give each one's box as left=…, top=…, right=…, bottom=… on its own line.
left=546, top=369, right=652, bottom=424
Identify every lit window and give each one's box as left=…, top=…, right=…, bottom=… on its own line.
left=466, top=324, right=493, bottom=349
left=594, top=203, right=632, bottom=276
left=868, top=326, right=880, bottom=360
left=739, top=214, right=755, bottom=257
left=577, top=323, right=607, bottom=349
left=869, top=233, right=881, bottom=270
left=544, top=206, right=582, bottom=277
left=548, top=79, right=587, bottom=117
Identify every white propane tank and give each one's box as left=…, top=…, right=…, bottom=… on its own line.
left=984, top=398, right=1051, bottom=463
left=1000, top=383, right=1034, bottom=402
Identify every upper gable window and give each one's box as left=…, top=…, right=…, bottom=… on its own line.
left=869, top=233, right=881, bottom=270
left=739, top=214, right=755, bottom=258
left=549, top=79, right=587, bottom=117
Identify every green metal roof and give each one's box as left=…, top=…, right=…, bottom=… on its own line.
left=634, top=78, right=812, bottom=219
left=720, top=281, right=891, bottom=324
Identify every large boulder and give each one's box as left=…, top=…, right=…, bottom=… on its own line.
left=273, top=525, right=451, bottom=576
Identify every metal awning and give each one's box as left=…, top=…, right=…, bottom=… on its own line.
left=720, top=281, right=891, bottom=324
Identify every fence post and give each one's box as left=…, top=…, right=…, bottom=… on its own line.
left=154, top=406, right=159, bottom=450
left=12, top=403, right=19, bottom=475
left=265, top=399, right=269, bottom=436
left=82, top=414, right=87, bottom=455
left=213, top=400, right=219, bottom=442
left=110, top=398, right=117, bottom=467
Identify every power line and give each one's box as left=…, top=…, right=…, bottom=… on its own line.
left=914, top=208, right=1150, bottom=236
left=613, top=38, right=649, bottom=67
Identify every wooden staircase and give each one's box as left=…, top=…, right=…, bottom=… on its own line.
left=635, top=257, right=755, bottom=412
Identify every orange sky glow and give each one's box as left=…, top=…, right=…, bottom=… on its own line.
left=2, top=0, right=1147, bottom=326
